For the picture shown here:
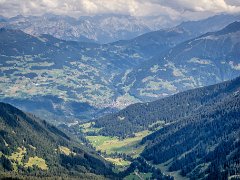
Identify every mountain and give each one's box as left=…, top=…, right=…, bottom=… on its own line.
left=0, top=102, right=173, bottom=179
left=0, top=28, right=150, bottom=123
left=91, top=76, right=240, bottom=179
left=141, top=79, right=240, bottom=179
left=177, top=13, right=240, bottom=38
left=118, top=21, right=240, bottom=102
left=0, top=22, right=201, bottom=123
left=0, top=102, right=116, bottom=179
left=0, top=15, right=6, bottom=23
left=0, top=14, right=170, bottom=44
left=1, top=13, right=240, bottom=180
left=93, top=75, right=240, bottom=138
left=0, top=28, right=109, bottom=123
left=113, top=14, right=240, bottom=57
left=1, top=19, right=240, bottom=125
left=1, top=13, right=239, bottom=44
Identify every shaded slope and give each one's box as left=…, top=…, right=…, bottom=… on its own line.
left=94, top=76, right=240, bottom=138
left=0, top=102, right=115, bottom=179
left=92, top=76, right=240, bottom=179
left=141, top=81, right=240, bottom=179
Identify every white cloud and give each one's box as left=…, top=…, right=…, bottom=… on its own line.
left=0, top=0, right=239, bottom=19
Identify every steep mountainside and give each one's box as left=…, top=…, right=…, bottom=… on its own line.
left=141, top=81, right=240, bottom=179
left=120, top=21, right=240, bottom=102
left=93, top=76, right=240, bottom=138
left=113, top=14, right=240, bottom=58
left=176, top=13, right=240, bottom=37
left=0, top=102, right=115, bottom=179
left=91, top=76, right=240, bottom=179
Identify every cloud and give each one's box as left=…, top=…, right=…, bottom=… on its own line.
left=0, top=0, right=239, bottom=20
left=159, top=0, right=240, bottom=12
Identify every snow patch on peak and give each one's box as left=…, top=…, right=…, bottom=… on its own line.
left=188, top=57, right=212, bottom=65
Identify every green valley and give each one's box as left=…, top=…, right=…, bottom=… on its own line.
left=86, top=130, right=150, bottom=156
left=0, top=10, right=240, bottom=180
left=76, top=121, right=165, bottom=168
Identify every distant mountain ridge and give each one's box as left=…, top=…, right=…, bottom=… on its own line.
left=0, top=13, right=239, bottom=43
left=119, top=21, right=240, bottom=102
left=0, top=14, right=161, bottom=43
left=176, top=13, right=240, bottom=37
left=141, top=77, right=240, bottom=179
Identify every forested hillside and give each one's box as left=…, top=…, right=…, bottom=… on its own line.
left=90, top=76, right=240, bottom=179
left=94, top=76, right=240, bottom=138
left=1, top=1, right=240, bottom=179
left=141, top=81, right=240, bottom=179
left=0, top=102, right=115, bottom=179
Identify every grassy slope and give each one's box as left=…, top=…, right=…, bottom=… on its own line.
left=81, top=121, right=153, bottom=166
left=0, top=102, right=115, bottom=179
left=85, top=130, right=150, bottom=157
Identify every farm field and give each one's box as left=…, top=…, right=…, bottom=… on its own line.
left=85, top=130, right=152, bottom=166
left=86, top=130, right=150, bottom=157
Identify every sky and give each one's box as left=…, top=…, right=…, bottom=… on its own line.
left=0, top=0, right=240, bottom=21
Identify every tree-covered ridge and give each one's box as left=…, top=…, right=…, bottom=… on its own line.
left=0, top=102, right=173, bottom=179
left=91, top=76, right=240, bottom=179
left=0, top=102, right=115, bottom=179
left=141, top=81, right=240, bottom=179
left=93, top=76, right=240, bottom=138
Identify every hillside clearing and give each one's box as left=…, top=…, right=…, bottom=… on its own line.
left=24, top=156, right=48, bottom=170
left=86, top=130, right=151, bottom=157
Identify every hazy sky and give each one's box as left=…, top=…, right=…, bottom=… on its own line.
left=0, top=0, right=240, bottom=20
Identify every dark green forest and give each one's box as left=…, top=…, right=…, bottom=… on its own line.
left=0, top=102, right=116, bottom=179
left=93, top=76, right=240, bottom=138
left=141, top=83, right=240, bottom=179
left=0, top=102, right=170, bottom=179
left=90, top=76, right=240, bottom=179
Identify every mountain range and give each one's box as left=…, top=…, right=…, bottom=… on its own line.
left=0, top=13, right=239, bottom=44
left=0, top=13, right=175, bottom=44
left=0, top=102, right=172, bottom=179
left=0, top=76, right=239, bottom=179
left=121, top=21, right=240, bottom=101
left=0, top=12, right=240, bottom=180
left=0, top=15, right=240, bottom=124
